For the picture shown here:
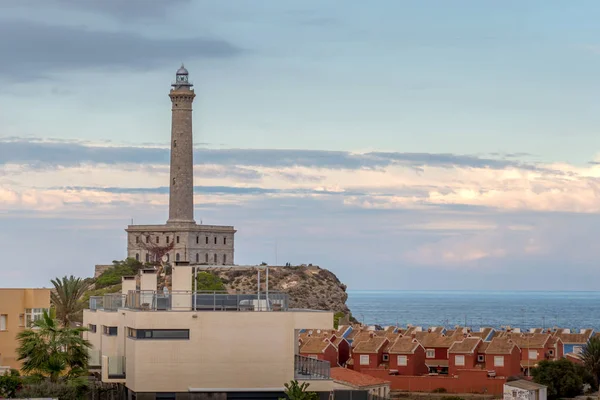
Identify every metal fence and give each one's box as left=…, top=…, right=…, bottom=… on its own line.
left=294, top=354, right=331, bottom=380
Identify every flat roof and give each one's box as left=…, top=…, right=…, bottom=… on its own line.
left=505, top=380, right=546, bottom=390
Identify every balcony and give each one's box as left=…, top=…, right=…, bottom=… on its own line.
left=88, top=349, right=101, bottom=369
left=107, top=356, right=126, bottom=379
left=294, top=354, right=331, bottom=380
left=89, top=290, right=290, bottom=312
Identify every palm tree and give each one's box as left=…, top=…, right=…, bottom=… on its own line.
left=582, top=336, right=600, bottom=389
left=51, top=275, right=90, bottom=327
left=279, top=380, right=318, bottom=400
left=16, top=309, right=91, bottom=382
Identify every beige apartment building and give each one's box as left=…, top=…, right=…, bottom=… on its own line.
left=83, top=263, right=334, bottom=400
left=0, top=288, right=51, bottom=371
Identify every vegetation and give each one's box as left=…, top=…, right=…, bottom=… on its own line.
left=95, top=258, right=143, bottom=289
left=16, top=379, right=88, bottom=400
left=582, top=336, right=600, bottom=389
left=333, top=311, right=346, bottom=329
left=432, top=387, right=448, bottom=393
left=51, top=275, right=90, bottom=326
left=16, top=309, right=91, bottom=383
left=279, top=380, right=318, bottom=400
left=532, top=359, right=584, bottom=399
left=0, top=369, right=22, bottom=398
left=195, top=271, right=226, bottom=291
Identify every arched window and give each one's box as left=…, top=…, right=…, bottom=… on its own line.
left=223, top=254, right=227, bottom=264
left=135, top=253, right=140, bottom=261
left=205, top=253, right=208, bottom=263
left=214, top=253, right=217, bottom=263
left=176, top=253, right=180, bottom=262
left=196, top=253, right=199, bottom=263
left=145, top=253, right=149, bottom=262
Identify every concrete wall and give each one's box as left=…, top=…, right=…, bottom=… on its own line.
left=84, top=308, right=333, bottom=393
left=0, top=289, right=50, bottom=369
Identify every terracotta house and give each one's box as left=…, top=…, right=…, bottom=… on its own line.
left=448, top=338, right=482, bottom=375
left=509, top=333, right=555, bottom=373
left=332, top=336, right=351, bottom=366
left=482, top=337, right=521, bottom=377
left=554, top=329, right=593, bottom=357
left=388, top=336, right=428, bottom=375
left=418, top=332, right=460, bottom=374
left=331, top=367, right=391, bottom=399
left=300, top=337, right=338, bottom=367
left=351, top=336, right=389, bottom=372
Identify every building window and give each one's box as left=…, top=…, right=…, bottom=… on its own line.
left=145, top=253, right=149, bottom=262
left=494, top=356, right=504, bottom=367
left=196, top=253, right=199, bottom=263
left=166, top=236, right=170, bottom=243
left=382, top=354, right=389, bottom=362
left=176, top=236, right=180, bottom=244
left=146, top=236, right=149, bottom=243
left=359, top=355, right=370, bottom=365
left=214, top=237, right=217, bottom=245
left=172, top=178, right=176, bottom=185
left=454, top=355, right=465, bottom=366
left=176, top=253, right=180, bottom=262
left=18, top=314, right=25, bottom=327
left=574, top=346, right=583, bottom=355
left=214, top=253, right=217, bottom=263
left=156, top=236, right=160, bottom=243
left=135, top=253, right=139, bottom=261
left=205, top=236, right=208, bottom=244
left=25, top=309, right=47, bottom=328
left=0, top=315, right=6, bottom=331
left=223, top=254, right=227, bottom=264
left=224, top=237, right=227, bottom=245
left=426, top=349, right=435, bottom=358
left=397, top=355, right=407, bottom=366
left=166, top=253, right=170, bottom=262
left=173, top=140, right=177, bottom=148
left=477, top=354, right=484, bottom=363
left=549, top=349, right=555, bottom=356
left=205, top=253, right=208, bottom=263
left=103, top=326, right=118, bottom=336
left=127, top=328, right=189, bottom=340
left=88, top=324, right=97, bottom=333
left=528, top=350, right=537, bottom=360
left=196, top=236, right=199, bottom=244
left=136, top=236, right=139, bottom=243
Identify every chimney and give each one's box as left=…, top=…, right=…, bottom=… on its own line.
left=171, top=262, right=193, bottom=310
left=121, top=276, right=136, bottom=295
left=139, top=268, right=158, bottom=292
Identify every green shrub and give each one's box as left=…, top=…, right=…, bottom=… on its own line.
left=432, top=387, right=448, bottom=393
left=95, top=258, right=142, bottom=289
left=196, top=272, right=226, bottom=291
left=0, top=369, right=21, bottom=398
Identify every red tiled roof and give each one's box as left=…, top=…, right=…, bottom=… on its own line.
left=330, top=367, right=390, bottom=388
left=425, top=359, right=449, bottom=367
left=388, top=337, right=421, bottom=354
left=354, top=337, right=389, bottom=354
left=300, top=338, right=334, bottom=354
left=484, top=338, right=517, bottom=355
left=449, top=338, right=481, bottom=354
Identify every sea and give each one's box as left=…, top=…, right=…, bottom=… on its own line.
left=346, top=291, right=600, bottom=331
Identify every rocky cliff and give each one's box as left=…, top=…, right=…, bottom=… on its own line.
left=198, top=265, right=351, bottom=315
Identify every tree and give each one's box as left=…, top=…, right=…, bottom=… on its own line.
left=16, top=309, right=91, bottom=383
left=195, top=271, right=226, bottom=291
left=532, top=359, right=583, bottom=399
left=95, top=258, right=143, bottom=289
left=279, top=380, right=318, bottom=400
left=582, top=336, right=600, bottom=389
left=51, top=275, right=90, bottom=327
left=333, top=312, right=345, bottom=329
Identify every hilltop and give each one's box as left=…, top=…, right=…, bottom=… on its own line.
left=85, top=260, right=351, bottom=316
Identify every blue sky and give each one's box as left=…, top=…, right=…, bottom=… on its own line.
left=2, top=0, right=600, bottom=290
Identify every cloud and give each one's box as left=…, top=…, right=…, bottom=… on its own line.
left=0, top=19, right=241, bottom=78
left=0, top=138, right=541, bottom=170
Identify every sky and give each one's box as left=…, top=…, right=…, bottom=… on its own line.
left=2, top=0, right=600, bottom=290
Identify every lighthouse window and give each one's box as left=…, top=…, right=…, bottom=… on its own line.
left=146, top=236, right=149, bottom=244
left=173, top=140, right=177, bottom=147
left=136, top=236, right=139, bottom=244
left=156, top=236, right=159, bottom=243
left=196, top=253, right=199, bottom=262
left=135, top=253, right=139, bottom=261
left=224, top=237, right=227, bottom=245
left=166, top=236, right=170, bottom=243
left=145, top=253, right=149, bottom=262
left=205, top=236, right=208, bottom=244
left=176, top=253, right=180, bottom=262
left=173, top=178, right=176, bottom=185
left=205, top=253, right=208, bottom=263
left=176, top=236, right=180, bottom=244
left=196, top=236, right=199, bottom=244
left=214, top=237, right=217, bottom=245
left=223, top=254, right=227, bottom=264
left=214, top=254, right=217, bottom=263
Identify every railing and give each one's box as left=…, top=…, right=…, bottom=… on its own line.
left=89, top=296, right=103, bottom=311
left=126, top=290, right=289, bottom=312
left=103, top=294, right=126, bottom=311
left=294, top=354, right=330, bottom=380
left=107, top=356, right=126, bottom=379
left=88, top=349, right=101, bottom=368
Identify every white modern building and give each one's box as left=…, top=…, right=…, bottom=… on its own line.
left=504, top=380, right=547, bottom=400
left=83, top=262, right=334, bottom=400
